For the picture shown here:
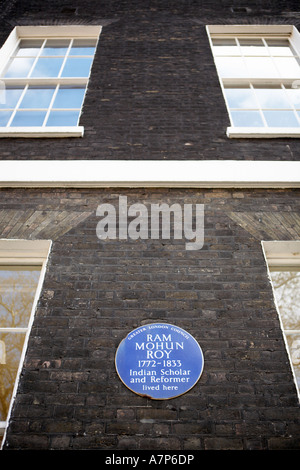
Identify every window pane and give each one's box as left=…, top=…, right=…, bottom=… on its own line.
left=224, top=88, right=257, bottom=109
left=263, top=110, right=299, bottom=127
left=269, top=270, right=300, bottom=393
left=0, top=111, right=13, bottom=126
left=31, top=58, right=64, bottom=78
left=244, top=57, right=279, bottom=78
left=230, top=110, right=264, bottom=127
left=19, top=86, right=55, bottom=109
left=254, top=87, right=291, bottom=109
left=11, top=110, right=47, bottom=126
left=0, top=332, right=26, bottom=422
left=286, top=333, right=300, bottom=391
left=212, top=38, right=239, bottom=56
left=0, top=266, right=41, bottom=328
left=0, top=87, right=23, bottom=109
left=61, top=57, right=93, bottom=77
left=266, top=39, right=295, bottom=56
left=238, top=38, right=267, bottom=56
left=41, top=39, right=70, bottom=56
left=3, top=58, right=35, bottom=78
left=214, top=56, right=248, bottom=78
left=273, top=57, right=300, bottom=78
left=70, top=39, right=96, bottom=56
left=286, top=87, right=300, bottom=108
left=46, top=110, right=80, bottom=126
left=15, top=39, right=43, bottom=57
left=52, top=87, right=85, bottom=108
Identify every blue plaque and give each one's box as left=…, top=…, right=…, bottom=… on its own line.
left=115, top=323, right=204, bottom=400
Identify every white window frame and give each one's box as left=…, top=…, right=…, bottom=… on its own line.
left=262, top=240, right=300, bottom=402
left=0, top=239, right=52, bottom=449
left=207, top=25, right=300, bottom=138
left=0, top=26, right=102, bottom=138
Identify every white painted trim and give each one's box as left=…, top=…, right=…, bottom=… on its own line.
left=0, top=160, right=299, bottom=188
left=0, top=239, right=52, bottom=450
left=262, top=241, right=300, bottom=266
left=227, top=127, right=300, bottom=138
left=0, top=126, right=84, bottom=138
left=207, top=25, right=293, bottom=36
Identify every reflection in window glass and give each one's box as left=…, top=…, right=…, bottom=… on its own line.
left=41, top=39, right=69, bottom=56
left=46, top=110, right=80, bottom=126
left=0, top=87, right=24, bottom=109
left=0, top=111, right=12, bottom=127
left=270, top=270, right=300, bottom=394
left=61, top=57, right=93, bottom=77
left=263, top=110, right=299, bottom=127
left=0, top=33, right=98, bottom=129
left=19, top=86, right=55, bottom=109
left=0, top=265, right=41, bottom=439
left=4, top=58, right=35, bottom=78
left=31, top=58, right=64, bottom=78
left=52, top=87, right=85, bottom=108
left=11, top=110, right=46, bottom=127
left=230, top=110, right=264, bottom=127
left=224, top=87, right=257, bottom=109
left=15, top=39, right=43, bottom=57
left=254, top=87, right=291, bottom=109
left=212, top=38, right=239, bottom=56
left=239, top=38, right=267, bottom=56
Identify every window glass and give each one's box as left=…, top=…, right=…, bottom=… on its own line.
left=239, top=38, right=267, bottom=56
left=0, top=87, right=24, bottom=109
left=210, top=30, right=300, bottom=131
left=19, top=86, right=55, bottom=109
left=31, top=57, right=64, bottom=78
left=253, top=87, right=291, bottom=109
left=263, top=110, right=299, bottom=127
left=212, top=38, right=239, bottom=56
left=266, top=39, right=295, bottom=56
left=224, top=87, right=257, bottom=109
left=269, top=269, right=300, bottom=394
left=0, top=30, right=99, bottom=130
left=230, top=110, right=264, bottom=127
left=4, top=58, right=35, bottom=78
left=41, top=39, right=69, bottom=56
left=15, top=39, right=43, bottom=57
left=46, top=110, right=80, bottom=126
left=70, top=39, right=97, bottom=55
left=52, top=87, right=85, bottom=108
left=11, top=110, right=46, bottom=126
left=61, top=57, right=93, bottom=77
left=0, top=111, right=12, bottom=126
left=0, top=265, right=41, bottom=443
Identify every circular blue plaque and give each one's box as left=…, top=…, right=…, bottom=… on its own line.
left=115, top=323, right=204, bottom=400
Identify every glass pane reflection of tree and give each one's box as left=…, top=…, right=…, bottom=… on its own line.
left=0, top=266, right=40, bottom=435
left=270, top=269, right=300, bottom=393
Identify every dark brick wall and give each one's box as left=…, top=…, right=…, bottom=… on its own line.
left=2, top=187, right=300, bottom=450
left=0, top=0, right=300, bottom=160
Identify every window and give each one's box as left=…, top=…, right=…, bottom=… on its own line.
left=0, top=240, right=51, bottom=448
left=262, top=241, right=300, bottom=400
left=207, top=25, right=300, bottom=138
left=0, top=26, right=101, bottom=137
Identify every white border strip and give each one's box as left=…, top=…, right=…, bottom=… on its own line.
left=0, top=160, right=299, bottom=188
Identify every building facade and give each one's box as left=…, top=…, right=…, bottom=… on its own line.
left=0, top=0, right=299, bottom=451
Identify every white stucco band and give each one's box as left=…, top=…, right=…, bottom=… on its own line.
left=0, top=160, right=299, bottom=188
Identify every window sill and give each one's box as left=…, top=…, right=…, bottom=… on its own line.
left=227, top=127, right=300, bottom=139
left=0, top=126, right=84, bottom=138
